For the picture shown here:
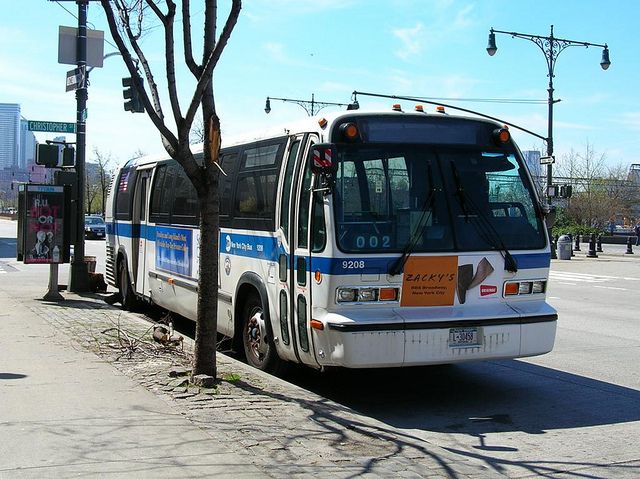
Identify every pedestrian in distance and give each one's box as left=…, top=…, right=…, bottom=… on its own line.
left=635, top=223, right=640, bottom=246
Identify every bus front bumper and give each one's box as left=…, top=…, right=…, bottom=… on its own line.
left=313, top=307, right=557, bottom=368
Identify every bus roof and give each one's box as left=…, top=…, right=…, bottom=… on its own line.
left=120, top=107, right=506, bottom=168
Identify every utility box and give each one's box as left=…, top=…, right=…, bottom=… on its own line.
left=17, top=184, right=70, bottom=264
left=557, top=235, right=572, bottom=260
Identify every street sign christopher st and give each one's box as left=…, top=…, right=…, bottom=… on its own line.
left=27, top=121, right=76, bottom=134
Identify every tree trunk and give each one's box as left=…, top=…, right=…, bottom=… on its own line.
left=193, top=175, right=220, bottom=377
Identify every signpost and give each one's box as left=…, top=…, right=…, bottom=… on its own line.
left=66, top=67, right=84, bottom=92
left=28, top=121, right=76, bottom=134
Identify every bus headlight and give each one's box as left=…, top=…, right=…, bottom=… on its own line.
left=336, top=287, right=399, bottom=304
left=358, top=288, right=377, bottom=302
left=337, top=288, right=357, bottom=302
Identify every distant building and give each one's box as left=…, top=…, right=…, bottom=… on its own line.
left=19, top=119, right=36, bottom=169
left=522, top=150, right=545, bottom=195
left=0, top=103, right=20, bottom=170
left=628, top=164, right=640, bottom=222
left=628, top=164, right=640, bottom=185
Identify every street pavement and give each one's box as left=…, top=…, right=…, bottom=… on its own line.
left=0, top=263, right=500, bottom=477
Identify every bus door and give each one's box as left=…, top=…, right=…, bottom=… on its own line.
left=132, top=168, right=152, bottom=297
left=289, top=136, right=321, bottom=367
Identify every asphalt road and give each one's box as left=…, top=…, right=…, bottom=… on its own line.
left=283, top=244, right=640, bottom=478
left=1, top=219, right=638, bottom=478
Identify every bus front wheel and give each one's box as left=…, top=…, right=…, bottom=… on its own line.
left=242, top=294, right=282, bottom=373
left=119, top=262, right=137, bottom=311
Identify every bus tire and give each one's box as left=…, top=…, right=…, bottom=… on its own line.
left=242, top=293, right=282, bottom=373
left=119, top=262, right=137, bottom=311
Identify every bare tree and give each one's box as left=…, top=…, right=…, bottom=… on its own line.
left=190, top=116, right=205, bottom=145
left=100, top=0, right=242, bottom=378
left=555, top=141, right=627, bottom=229
left=85, top=172, right=100, bottom=214
left=91, top=148, right=113, bottom=216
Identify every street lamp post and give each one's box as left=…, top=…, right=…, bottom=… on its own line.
left=264, top=93, right=357, bottom=116
left=487, top=25, right=610, bottom=203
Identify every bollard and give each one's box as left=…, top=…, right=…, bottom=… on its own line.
left=573, top=234, right=581, bottom=251
left=625, top=236, right=634, bottom=254
left=586, top=233, right=598, bottom=258
left=596, top=234, right=603, bottom=253
left=569, top=234, right=575, bottom=256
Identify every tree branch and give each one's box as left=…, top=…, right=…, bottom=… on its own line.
left=101, top=0, right=179, bottom=155
left=182, top=0, right=200, bottom=75
left=161, top=0, right=186, bottom=133
left=185, top=0, right=241, bottom=132
left=144, top=0, right=166, bottom=22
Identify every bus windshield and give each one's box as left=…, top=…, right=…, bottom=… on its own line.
left=332, top=144, right=546, bottom=253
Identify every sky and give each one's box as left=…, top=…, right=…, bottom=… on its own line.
left=2, top=0, right=638, bottom=174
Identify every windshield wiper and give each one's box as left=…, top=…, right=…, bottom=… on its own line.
left=389, top=162, right=436, bottom=276
left=450, top=162, right=518, bottom=273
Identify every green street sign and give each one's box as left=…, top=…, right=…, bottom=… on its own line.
left=27, top=121, right=76, bottom=134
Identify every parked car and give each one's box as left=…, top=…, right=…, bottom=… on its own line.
left=84, top=215, right=106, bottom=239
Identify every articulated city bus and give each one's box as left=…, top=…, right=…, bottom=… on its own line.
left=105, top=107, right=557, bottom=372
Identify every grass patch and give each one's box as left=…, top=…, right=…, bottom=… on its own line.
left=222, top=372, right=241, bottom=382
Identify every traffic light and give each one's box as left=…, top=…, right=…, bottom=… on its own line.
left=560, top=184, right=573, bottom=198
left=36, top=144, right=75, bottom=168
left=122, top=76, right=144, bottom=113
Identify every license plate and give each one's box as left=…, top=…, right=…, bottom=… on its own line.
left=448, top=327, right=480, bottom=348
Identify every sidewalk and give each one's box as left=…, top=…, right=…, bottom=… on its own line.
left=0, top=274, right=500, bottom=478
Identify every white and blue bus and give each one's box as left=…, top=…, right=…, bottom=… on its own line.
left=105, top=107, right=557, bottom=372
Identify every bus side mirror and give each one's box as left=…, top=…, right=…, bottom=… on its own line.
left=310, top=144, right=336, bottom=175
left=542, top=204, right=556, bottom=228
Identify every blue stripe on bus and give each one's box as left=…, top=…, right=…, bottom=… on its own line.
left=310, top=253, right=549, bottom=275
left=109, top=222, right=550, bottom=273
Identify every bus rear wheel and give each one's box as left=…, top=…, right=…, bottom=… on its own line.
left=242, top=294, right=282, bottom=373
left=119, top=262, right=137, bottom=311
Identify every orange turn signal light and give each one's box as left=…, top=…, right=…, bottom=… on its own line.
left=379, top=288, right=398, bottom=301
left=310, top=319, right=324, bottom=330
left=504, top=282, right=519, bottom=295
left=340, top=122, right=359, bottom=141
left=493, top=127, right=510, bottom=144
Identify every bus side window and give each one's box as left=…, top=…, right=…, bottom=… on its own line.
left=298, top=163, right=313, bottom=249
left=172, top=168, right=199, bottom=226
left=149, top=164, right=169, bottom=224
left=219, top=152, right=238, bottom=227
left=311, top=191, right=326, bottom=253
left=115, top=166, right=138, bottom=220
left=280, top=140, right=300, bottom=238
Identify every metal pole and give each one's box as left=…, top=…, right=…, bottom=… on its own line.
left=44, top=264, right=64, bottom=301
left=546, top=27, right=555, bottom=205
left=69, top=0, right=89, bottom=292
